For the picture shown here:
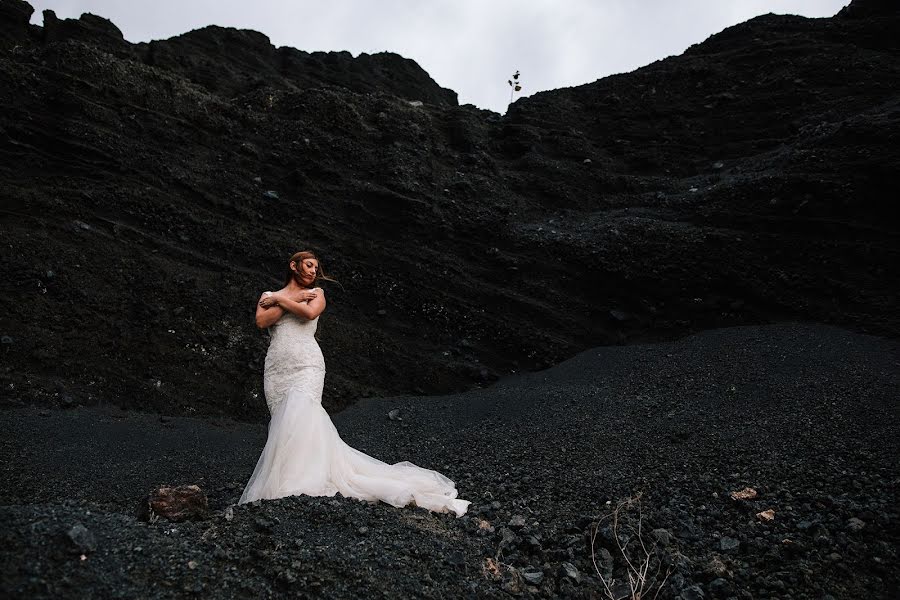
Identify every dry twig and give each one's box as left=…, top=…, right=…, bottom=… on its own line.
left=589, top=493, right=672, bottom=600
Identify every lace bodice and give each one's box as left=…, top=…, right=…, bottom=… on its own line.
left=262, top=288, right=325, bottom=412
left=268, top=310, right=320, bottom=346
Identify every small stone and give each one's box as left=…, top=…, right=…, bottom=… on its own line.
left=278, top=569, right=297, bottom=584
left=500, top=527, right=517, bottom=547
left=252, top=176, right=262, bottom=183
left=681, top=584, right=705, bottom=600
left=582, top=158, right=592, bottom=164
left=1, top=335, right=12, bottom=344
left=677, top=521, right=702, bottom=541
left=376, top=309, right=387, bottom=316
left=388, top=409, right=401, bottom=421
left=597, top=547, right=613, bottom=566
left=358, top=526, right=368, bottom=535
left=521, top=567, right=544, bottom=585
left=609, top=309, right=632, bottom=322
left=730, top=487, right=758, bottom=501
left=407, top=100, right=424, bottom=107
left=559, top=562, right=581, bottom=583
left=65, top=523, right=97, bottom=554
left=720, top=536, right=740, bottom=553
left=712, top=161, right=724, bottom=169
left=709, top=577, right=729, bottom=595
left=508, top=515, right=526, bottom=529
left=756, top=509, right=775, bottom=522
left=652, top=528, right=672, bottom=546
left=224, top=506, right=234, bottom=522
left=847, top=517, right=865, bottom=532
left=143, top=485, right=208, bottom=522
left=187, top=560, right=198, bottom=570
left=263, top=190, right=279, bottom=200
left=253, top=517, right=274, bottom=533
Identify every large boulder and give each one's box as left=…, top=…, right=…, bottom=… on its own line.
left=40, top=8, right=133, bottom=57
left=138, top=484, right=209, bottom=522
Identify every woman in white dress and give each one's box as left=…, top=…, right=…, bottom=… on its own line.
left=238, top=251, right=470, bottom=517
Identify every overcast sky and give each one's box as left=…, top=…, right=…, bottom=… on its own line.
left=28, top=0, right=850, bottom=114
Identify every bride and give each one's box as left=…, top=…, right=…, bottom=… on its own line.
left=238, top=250, right=470, bottom=517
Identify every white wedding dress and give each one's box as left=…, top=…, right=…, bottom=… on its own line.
left=238, top=288, right=470, bottom=517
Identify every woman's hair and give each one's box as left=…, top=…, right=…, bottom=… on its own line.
left=282, top=250, right=339, bottom=288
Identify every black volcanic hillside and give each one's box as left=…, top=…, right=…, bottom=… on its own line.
left=1, top=0, right=898, bottom=419
left=137, top=28, right=458, bottom=104
left=4, top=5, right=457, bottom=104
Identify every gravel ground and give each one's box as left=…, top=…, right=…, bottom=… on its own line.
left=1, top=322, right=898, bottom=598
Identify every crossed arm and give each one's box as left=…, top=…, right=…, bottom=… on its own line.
left=255, top=288, right=326, bottom=328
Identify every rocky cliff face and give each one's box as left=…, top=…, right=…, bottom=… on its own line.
left=1, top=0, right=897, bottom=419
left=138, top=28, right=457, bottom=105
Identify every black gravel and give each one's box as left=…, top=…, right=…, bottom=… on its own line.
left=2, top=322, right=898, bottom=598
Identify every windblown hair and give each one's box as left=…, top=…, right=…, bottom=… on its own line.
left=282, top=250, right=339, bottom=288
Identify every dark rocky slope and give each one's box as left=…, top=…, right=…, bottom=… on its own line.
left=1, top=0, right=898, bottom=421
left=1, top=323, right=897, bottom=598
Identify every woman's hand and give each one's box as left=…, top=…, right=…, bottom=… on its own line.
left=258, top=291, right=279, bottom=308
left=259, top=290, right=317, bottom=309
left=296, top=289, right=318, bottom=303
left=268, top=287, right=325, bottom=321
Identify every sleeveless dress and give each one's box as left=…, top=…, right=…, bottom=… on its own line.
left=238, top=288, right=470, bottom=517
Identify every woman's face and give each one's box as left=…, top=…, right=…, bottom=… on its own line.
left=292, top=258, right=319, bottom=285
